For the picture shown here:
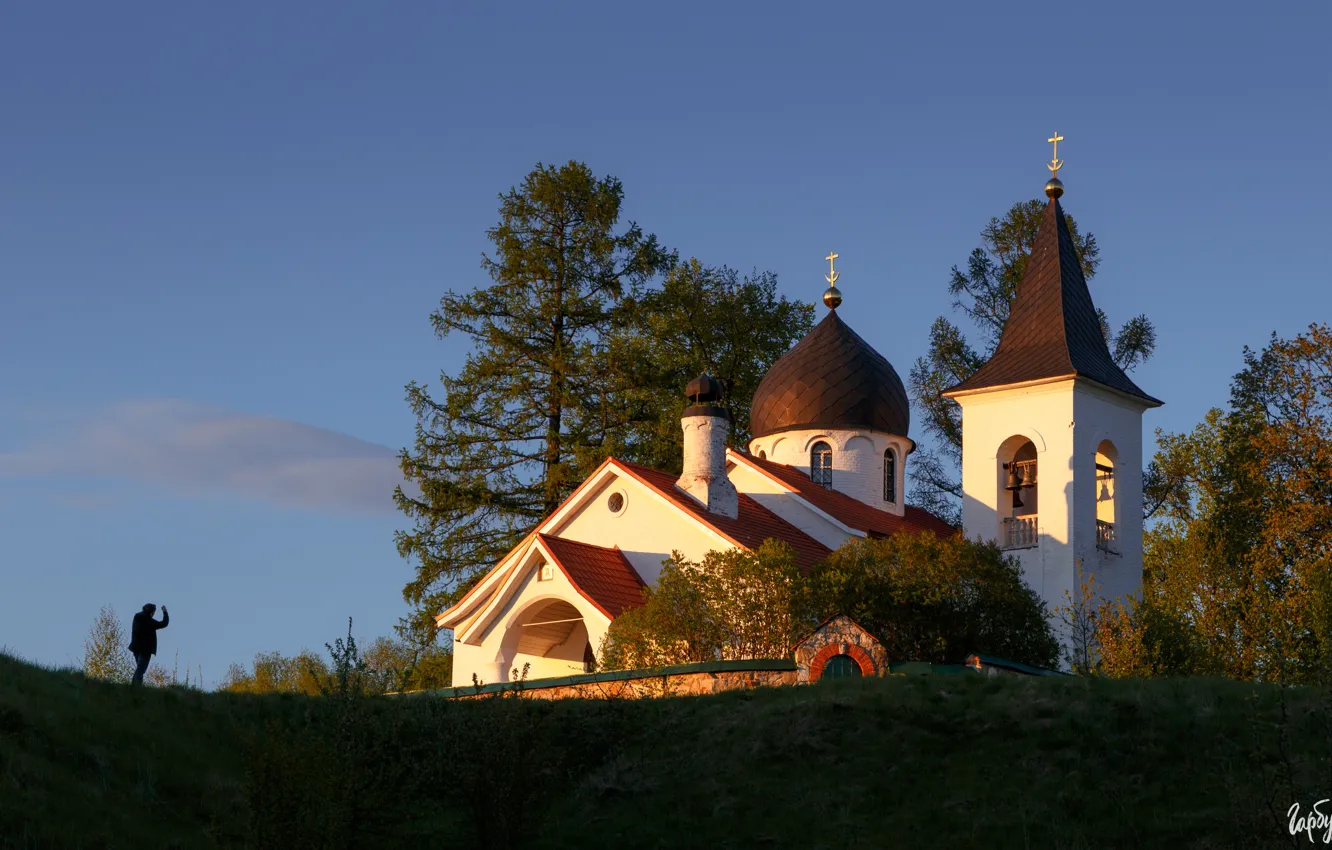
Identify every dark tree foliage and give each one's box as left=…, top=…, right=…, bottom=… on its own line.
left=808, top=533, right=1060, bottom=668
left=395, top=165, right=813, bottom=639
left=607, top=260, right=814, bottom=473
left=395, top=161, right=673, bottom=636
left=909, top=199, right=1156, bottom=523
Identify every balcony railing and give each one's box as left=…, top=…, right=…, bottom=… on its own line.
left=1096, top=519, right=1118, bottom=553
left=1002, top=515, right=1039, bottom=550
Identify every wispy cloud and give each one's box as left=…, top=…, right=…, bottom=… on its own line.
left=0, top=399, right=407, bottom=515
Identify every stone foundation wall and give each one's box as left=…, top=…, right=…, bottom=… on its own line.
left=433, top=659, right=798, bottom=701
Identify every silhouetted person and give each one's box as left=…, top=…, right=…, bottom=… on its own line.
left=128, top=603, right=169, bottom=685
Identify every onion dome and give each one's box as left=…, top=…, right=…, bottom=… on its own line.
left=749, top=310, right=911, bottom=439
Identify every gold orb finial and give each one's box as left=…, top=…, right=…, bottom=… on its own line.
left=1045, top=132, right=1066, bottom=198
left=823, top=251, right=842, bottom=309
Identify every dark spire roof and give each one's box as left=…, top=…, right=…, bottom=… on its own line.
left=750, top=310, right=911, bottom=439
left=944, top=196, right=1162, bottom=406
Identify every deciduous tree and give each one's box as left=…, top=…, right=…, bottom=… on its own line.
left=808, top=533, right=1060, bottom=667
left=599, top=541, right=808, bottom=670
left=220, top=650, right=329, bottom=695
left=1101, top=324, right=1332, bottom=683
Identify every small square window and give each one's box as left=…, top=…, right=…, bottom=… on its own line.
left=539, top=564, right=554, bottom=581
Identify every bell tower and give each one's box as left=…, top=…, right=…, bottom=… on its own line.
left=942, top=139, right=1162, bottom=621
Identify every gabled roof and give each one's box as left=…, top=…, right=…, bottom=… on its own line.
left=537, top=534, right=646, bottom=619
left=730, top=450, right=956, bottom=539
left=613, top=459, right=832, bottom=573
left=437, top=454, right=836, bottom=631
left=790, top=613, right=880, bottom=652
left=943, top=196, right=1162, bottom=406
left=749, top=310, right=911, bottom=439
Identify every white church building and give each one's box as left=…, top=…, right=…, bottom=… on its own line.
left=438, top=170, right=1160, bottom=687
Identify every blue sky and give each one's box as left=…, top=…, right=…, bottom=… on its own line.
left=1, top=3, right=1328, bottom=685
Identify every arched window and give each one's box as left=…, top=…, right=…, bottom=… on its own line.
left=883, top=448, right=897, bottom=503
left=810, top=441, right=833, bottom=488
left=820, top=654, right=863, bottom=681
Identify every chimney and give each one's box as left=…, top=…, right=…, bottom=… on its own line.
left=676, top=373, right=739, bottom=519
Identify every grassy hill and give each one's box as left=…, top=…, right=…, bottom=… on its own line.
left=2, top=651, right=1328, bottom=849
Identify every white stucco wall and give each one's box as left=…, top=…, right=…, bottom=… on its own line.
left=1072, top=382, right=1147, bottom=605
left=452, top=542, right=612, bottom=687
left=747, top=428, right=909, bottom=516
left=953, top=378, right=1150, bottom=627
left=956, top=381, right=1073, bottom=613
left=548, top=471, right=738, bottom=587
left=448, top=464, right=751, bottom=688
left=727, top=459, right=859, bottom=551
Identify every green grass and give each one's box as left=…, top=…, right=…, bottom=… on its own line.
left=2, top=650, right=1328, bottom=849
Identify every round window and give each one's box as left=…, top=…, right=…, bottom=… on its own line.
left=607, top=492, right=625, bottom=513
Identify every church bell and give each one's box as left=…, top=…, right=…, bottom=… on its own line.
left=1005, top=465, right=1023, bottom=509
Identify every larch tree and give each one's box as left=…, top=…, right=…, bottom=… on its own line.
left=908, top=200, right=1157, bottom=523
left=395, top=161, right=673, bottom=638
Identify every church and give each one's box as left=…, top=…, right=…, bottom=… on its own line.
left=438, top=150, right=1162, bottom=687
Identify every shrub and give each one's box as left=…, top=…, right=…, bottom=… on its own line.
left=600, top=540, right=808, bottom=670
left=808, top=533, right=1059, bottom=668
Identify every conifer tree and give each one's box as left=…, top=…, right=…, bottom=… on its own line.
left=908, top=200, right=1156, bottom=522
left=83, top=604, right=132, bottom=683
left=395, top=161, right=673, bottom=634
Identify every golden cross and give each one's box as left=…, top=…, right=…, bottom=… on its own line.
left=1047, top=131, right=1065, bottom=176
left=824, top=251, right=840, bottom=286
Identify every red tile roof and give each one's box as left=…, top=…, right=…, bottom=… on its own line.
left=730, top=451, right=957, bottom=539
left=538, top=534, right=647, bottom=619
left=612, top=459, right=832, bottom=574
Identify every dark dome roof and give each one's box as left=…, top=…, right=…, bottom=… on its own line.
left=750, top=310, right=910, bottom=440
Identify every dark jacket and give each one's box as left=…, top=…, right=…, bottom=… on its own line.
left=128, top=609, right=168, bottom=656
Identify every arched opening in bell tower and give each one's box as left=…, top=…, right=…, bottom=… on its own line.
left=998, top=436, right=1039, bottom=550
left=1095, top=440, right=1119, bottom=553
